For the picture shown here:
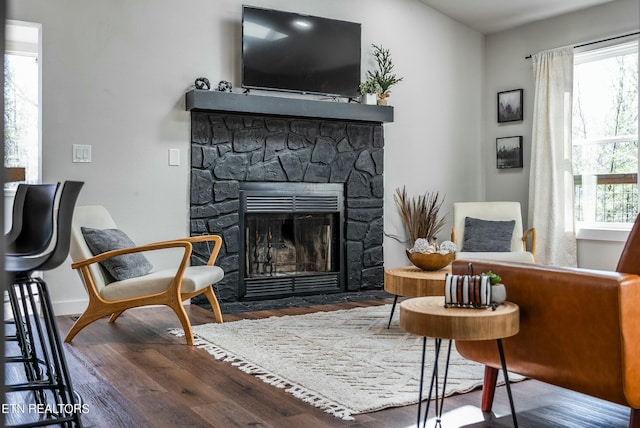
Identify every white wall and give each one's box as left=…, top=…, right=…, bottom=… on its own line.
left=483, top=0, right=639, bottom=270
left=8, top=0, right=485, bottom=314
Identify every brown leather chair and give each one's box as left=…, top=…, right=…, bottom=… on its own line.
left=617, top=213, right=640, bottom=275
left=452, top=214, right=640, bottom=427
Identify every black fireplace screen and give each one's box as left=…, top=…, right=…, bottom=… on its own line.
left=238, top=182, right=344, bottom=300
left=245, top=212, right=338, bottom=277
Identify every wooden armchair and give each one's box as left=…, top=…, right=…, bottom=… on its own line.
left=451, top=201, right=536, bottom=263
left=66, top=205, right=224, bottom=345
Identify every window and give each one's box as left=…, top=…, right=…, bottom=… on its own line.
left=4, top=20, right=41, bottom=187
left=572, top=37, right=639, bottom=229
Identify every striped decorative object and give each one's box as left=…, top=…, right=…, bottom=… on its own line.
left=444, top=269, right=493, bottom=308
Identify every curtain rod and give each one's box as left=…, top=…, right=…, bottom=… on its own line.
left=525, top=31, right=640, bottom=59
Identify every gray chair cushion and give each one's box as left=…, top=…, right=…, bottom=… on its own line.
left=81, top=227, right=153, bottom=281
left=462, top=217, right=515, bottom=252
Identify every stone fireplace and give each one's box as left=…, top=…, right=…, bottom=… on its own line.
left=187, top=90, right=392, bottom=303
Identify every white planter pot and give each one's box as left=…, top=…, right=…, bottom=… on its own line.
left=363, top=93, right=377, bottom=105
left=491, top=284, right=507, bottom=304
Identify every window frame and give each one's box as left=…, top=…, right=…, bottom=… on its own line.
left=4, top=20, right=42, bottom=188
left=572, top=35, right=639, bottom=241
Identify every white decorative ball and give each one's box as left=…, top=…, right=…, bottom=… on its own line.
left=439, top=240, right=457, bottom=254
left=412, top=238, right=432, bottom=253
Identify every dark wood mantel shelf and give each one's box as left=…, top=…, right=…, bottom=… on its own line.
left=185, top=89, right=394, bottom=123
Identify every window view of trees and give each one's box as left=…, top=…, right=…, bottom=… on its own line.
left=5, top=21, right=40, bottom=189
left=4, top=53, right=39, bottom=186
left=572, top=40, right=639, bottom=224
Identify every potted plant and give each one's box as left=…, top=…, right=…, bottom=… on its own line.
left=483, top=270, right=506, bottom=303
left=366, top=44, right=403, bottom=105
left=359, top=78, right=382, bottom=105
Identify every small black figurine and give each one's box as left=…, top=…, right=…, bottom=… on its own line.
left=194, top=77, right=210, bottom=90
left=217, top=80, right=232, bottom=92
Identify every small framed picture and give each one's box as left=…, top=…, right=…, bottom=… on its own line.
left=497, top=89, right=523, bottom=123
left=496, top=136, right=523, bottom=169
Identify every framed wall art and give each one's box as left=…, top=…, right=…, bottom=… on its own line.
left=497, top=89, right=523, bottom=123
left=496, top=136, right=523, bottom=169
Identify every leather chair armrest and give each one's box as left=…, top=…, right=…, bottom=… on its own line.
left=620, top=274, right=640, bottom=407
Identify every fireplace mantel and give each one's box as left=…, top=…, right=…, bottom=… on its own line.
left=185, top=89, right=394, bottom=123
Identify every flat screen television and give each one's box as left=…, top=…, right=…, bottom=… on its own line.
left=242, top=6, right=361, bottom=98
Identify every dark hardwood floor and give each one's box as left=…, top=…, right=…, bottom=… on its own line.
left=7, top=298, right=632, bottom=427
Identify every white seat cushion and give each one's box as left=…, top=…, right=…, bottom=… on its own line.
left=455, top=251, right=534, bottom=263
left=99, top=265, right=224, bottom=301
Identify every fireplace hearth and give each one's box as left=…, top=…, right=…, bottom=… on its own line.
left=188, top=96, right=388, bottom=303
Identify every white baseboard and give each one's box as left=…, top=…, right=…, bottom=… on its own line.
left=52, top=299, right=88, bottom=316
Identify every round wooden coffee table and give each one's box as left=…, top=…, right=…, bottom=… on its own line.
left=400, top=296, right=520, bottom=427
left=383, top=265, right=450, bottom=328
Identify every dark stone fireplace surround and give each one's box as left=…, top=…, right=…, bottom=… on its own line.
left=187, top=90, right=392, bottom=303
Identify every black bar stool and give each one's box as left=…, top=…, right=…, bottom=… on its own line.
left=5, top=184, right=59, bottom=397
left=5, top=181, right=84, bottom=428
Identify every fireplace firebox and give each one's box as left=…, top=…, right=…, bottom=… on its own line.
left=239, top=183, right=344, bottom=300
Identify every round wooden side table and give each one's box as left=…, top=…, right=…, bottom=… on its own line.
left=384, top=265, right=450, bottom=328
left=400, top=296, right=520, bottom=428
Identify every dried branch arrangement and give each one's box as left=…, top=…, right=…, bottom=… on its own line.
left=393, top=186, right=446, bottom=246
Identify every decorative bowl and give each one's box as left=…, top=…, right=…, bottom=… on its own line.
left=406, top=250, right=455, bottom=271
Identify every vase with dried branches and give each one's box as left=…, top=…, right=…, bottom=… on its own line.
left=393, top=187, right=454, bottom=270
left=393, top=186, right=446, bottom=247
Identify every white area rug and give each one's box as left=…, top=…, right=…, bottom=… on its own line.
left=169, top=304, right=522, bottom=420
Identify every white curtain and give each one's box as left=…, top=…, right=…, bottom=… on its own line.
left=529, top=47, right=577, bottom=266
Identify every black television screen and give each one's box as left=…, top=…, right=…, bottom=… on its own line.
left=242, top=6, right=361, bottom=98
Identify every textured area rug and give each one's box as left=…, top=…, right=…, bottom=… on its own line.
left=169, top=304, right=522, bottom=420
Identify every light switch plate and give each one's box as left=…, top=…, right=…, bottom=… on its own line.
left=72, top=144, right=92, bottom=163
left=168, top=148, right=180, bottom=166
